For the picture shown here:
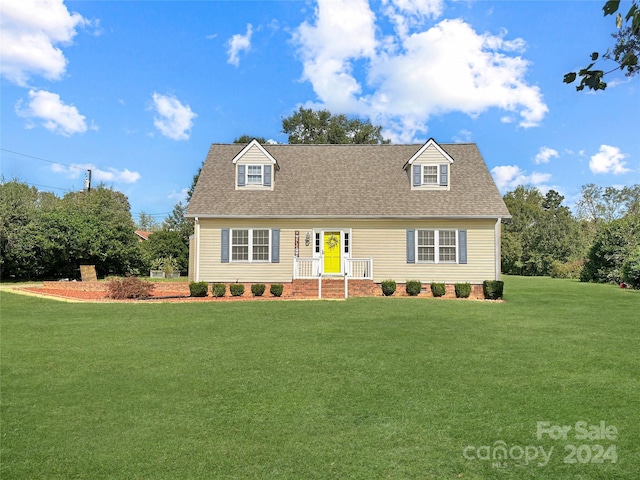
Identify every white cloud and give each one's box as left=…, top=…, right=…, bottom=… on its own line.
left=168, top=188, right=189, bottom=202
left=227, top=24, right=253, bottom=67
left=534, top=146, right=559, bottom=164
left=491, top=165, right=552, bottom=192
left=294, top=1, right=548, bottom=142
left=0, top=0, right=89, bottom=86
left=15, top=89, right=93, bottom=136
left=52, top=163, right=141, bottom=184
left=452, top=129, right=472, bottom=143
left=382, top=0, right=445, bottom=38
left=151, top=93, right=197, bottom=141
left=589, top=145, right=630, bottom=175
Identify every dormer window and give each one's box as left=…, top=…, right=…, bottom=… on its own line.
left=232, top=139, right=279, bottom=191
left=423, top=165, right=438, bottom=185
left=404, top=138, right=453, bottom=191
left=247, top=165, right=263, bottom=185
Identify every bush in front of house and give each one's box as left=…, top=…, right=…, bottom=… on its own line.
left=405, top=280, right=421, bottom=296
left=189, top=281, right=208, bottom=297
left=270, top=283, right=284, bottom=297
left=430, top=282, right=446, bottom=297
left=107, top=276, right=154, bottom=299
left=621, top=247, right=640, bottom=289
left=251, top=283, right=266, bottom=296
left=455, top=282, right=472, bottom=298
left=229, top=283, right=245, bottom=297
left=483, top=280, right=504, bottom=300
left=212, top=283, right=226, bottom=297
left=381, top=279, right=396, bottom=296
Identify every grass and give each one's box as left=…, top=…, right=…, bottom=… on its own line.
left=1, top=276, right=638, bottom=479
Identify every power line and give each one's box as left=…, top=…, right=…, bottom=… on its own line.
left=1, top=148, right=88, bottom=171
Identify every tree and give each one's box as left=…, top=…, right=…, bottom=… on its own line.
left=0, top=180, right=57, bottom=279
left=135, top=211, right=160, bottom=231
left=502, top=186, right=586, bottom=276
left=234, top=135, right=267, bottom=144
left=281, top=107, right=390, bottom=144
left=581, top=213, right=640, bottom=283
left=564, top=0, right=639, bottom=91
left=140, top=230, right=189, bottom=272
left=576, top=183, right=640, bottom=224
left=162, top=201, right=193, bottom=246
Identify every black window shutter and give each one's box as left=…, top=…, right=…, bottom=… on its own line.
left=221, top=229, right=229, bottom=263
left=406, top=229, right=415, bottom=263
left=458, top=229, right=467, bottom=264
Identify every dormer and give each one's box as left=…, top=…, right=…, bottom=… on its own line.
left=404, top=138, right=453, bottom=191
left=232, top=139, right=279, bottom=190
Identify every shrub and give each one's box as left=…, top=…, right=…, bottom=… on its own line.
left=405, top=280, right=421, bottom=296
left=430, top=282, right=446, bottom=297
left=151, top=256, right=180, bottom=277
left=550, top=260, right=584, bottom=279
left=106, top=276, right=154, bottom=299
left=251, top=283, right=266, bottom=296
left=212, top=283, right=226, bottom=297
left=189, top=281, right=208, bottom=297
left=455, top=283, right=472, bottom=298
left=622, top=247, right=640, bottom=289
left=483, top=280, right=504, bottom=300
left=270, top=283, right=284, bottom=297
left=381, top=279, right=396, bottom=296
left=229, top=283, right=245, bottom=297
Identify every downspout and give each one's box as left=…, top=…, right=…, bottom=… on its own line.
left=495, top=218, right=502, bottom=281
left=195, top=217, right=201, bottom=282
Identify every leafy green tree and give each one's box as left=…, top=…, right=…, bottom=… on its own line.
left=281, top=107, right=390, bottom=144
left=622, top=246, right=640, bottom=288
left=502, top=186, right=586, bottom=276
left=47, top=186, right=141, bottom=278
left=564, top=0, right=639, bottom=91
left=581, top=213, right=640, bottom=283
left=140, top=230, right=188, bottom=272
left=135, top=211, right=160, bottom=232
left=234, top=135, right=267, bottom=144
left=0, top=180, right=58, bottom=279
left=162, top=201, right=193, bottom=246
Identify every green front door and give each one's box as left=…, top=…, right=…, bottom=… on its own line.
left=323, top=232, right=341, bottom=274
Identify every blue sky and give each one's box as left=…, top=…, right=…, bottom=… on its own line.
left=1, top=0, right=638, bottom=223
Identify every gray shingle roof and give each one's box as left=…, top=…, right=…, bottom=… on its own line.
left=186, top=142, right=511, bottom=218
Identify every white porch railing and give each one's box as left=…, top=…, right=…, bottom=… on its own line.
left=293, top=257, right=321, bottom=279
left=345, top=258, right=373, bottom=279
left=293, top=257, right=373, bottom=280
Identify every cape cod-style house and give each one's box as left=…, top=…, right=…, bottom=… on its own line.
left=185, top=139, right=510, bottom=298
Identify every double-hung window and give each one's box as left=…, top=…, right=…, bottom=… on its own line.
left=231, top=229, right=270, bottom=262
left=416, top=229, right=457, bottom=263
left=417, top=230, right=435, bottom=262
left=423, top=166, right=438, bottom=185
left=246, top=165, right=263, bottom=185
left=438, top=230, right=457, bottom=263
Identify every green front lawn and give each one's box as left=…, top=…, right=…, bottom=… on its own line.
left=1, top=277, right=638, bottom=479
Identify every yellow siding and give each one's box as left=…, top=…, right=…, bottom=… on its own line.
left=235, top=144, right=272, bottom=165
left=195, top=218, right=497, bottom=284
left=415, top=144, right=447, bottom=163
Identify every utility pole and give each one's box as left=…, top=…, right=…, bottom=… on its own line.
left=84, top=169, right=92, bottom=192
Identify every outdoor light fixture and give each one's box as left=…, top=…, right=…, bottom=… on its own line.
left=305, top=232, right=310, bottom=246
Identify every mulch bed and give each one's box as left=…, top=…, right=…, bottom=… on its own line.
left=19, top=287, right=290, bottom=302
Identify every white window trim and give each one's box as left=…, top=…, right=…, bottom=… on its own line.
left=422, top=165, right=439, bottom=185
left=421, top=164, right=446, bottom=186
left=246, top=164, right=264, bottom=185
left=415, top=229, right=458, bottom=264
left=230, top=228, right=271, bottom=263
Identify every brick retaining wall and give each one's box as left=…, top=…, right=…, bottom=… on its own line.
left=41, top=280, right=486, bottom=300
